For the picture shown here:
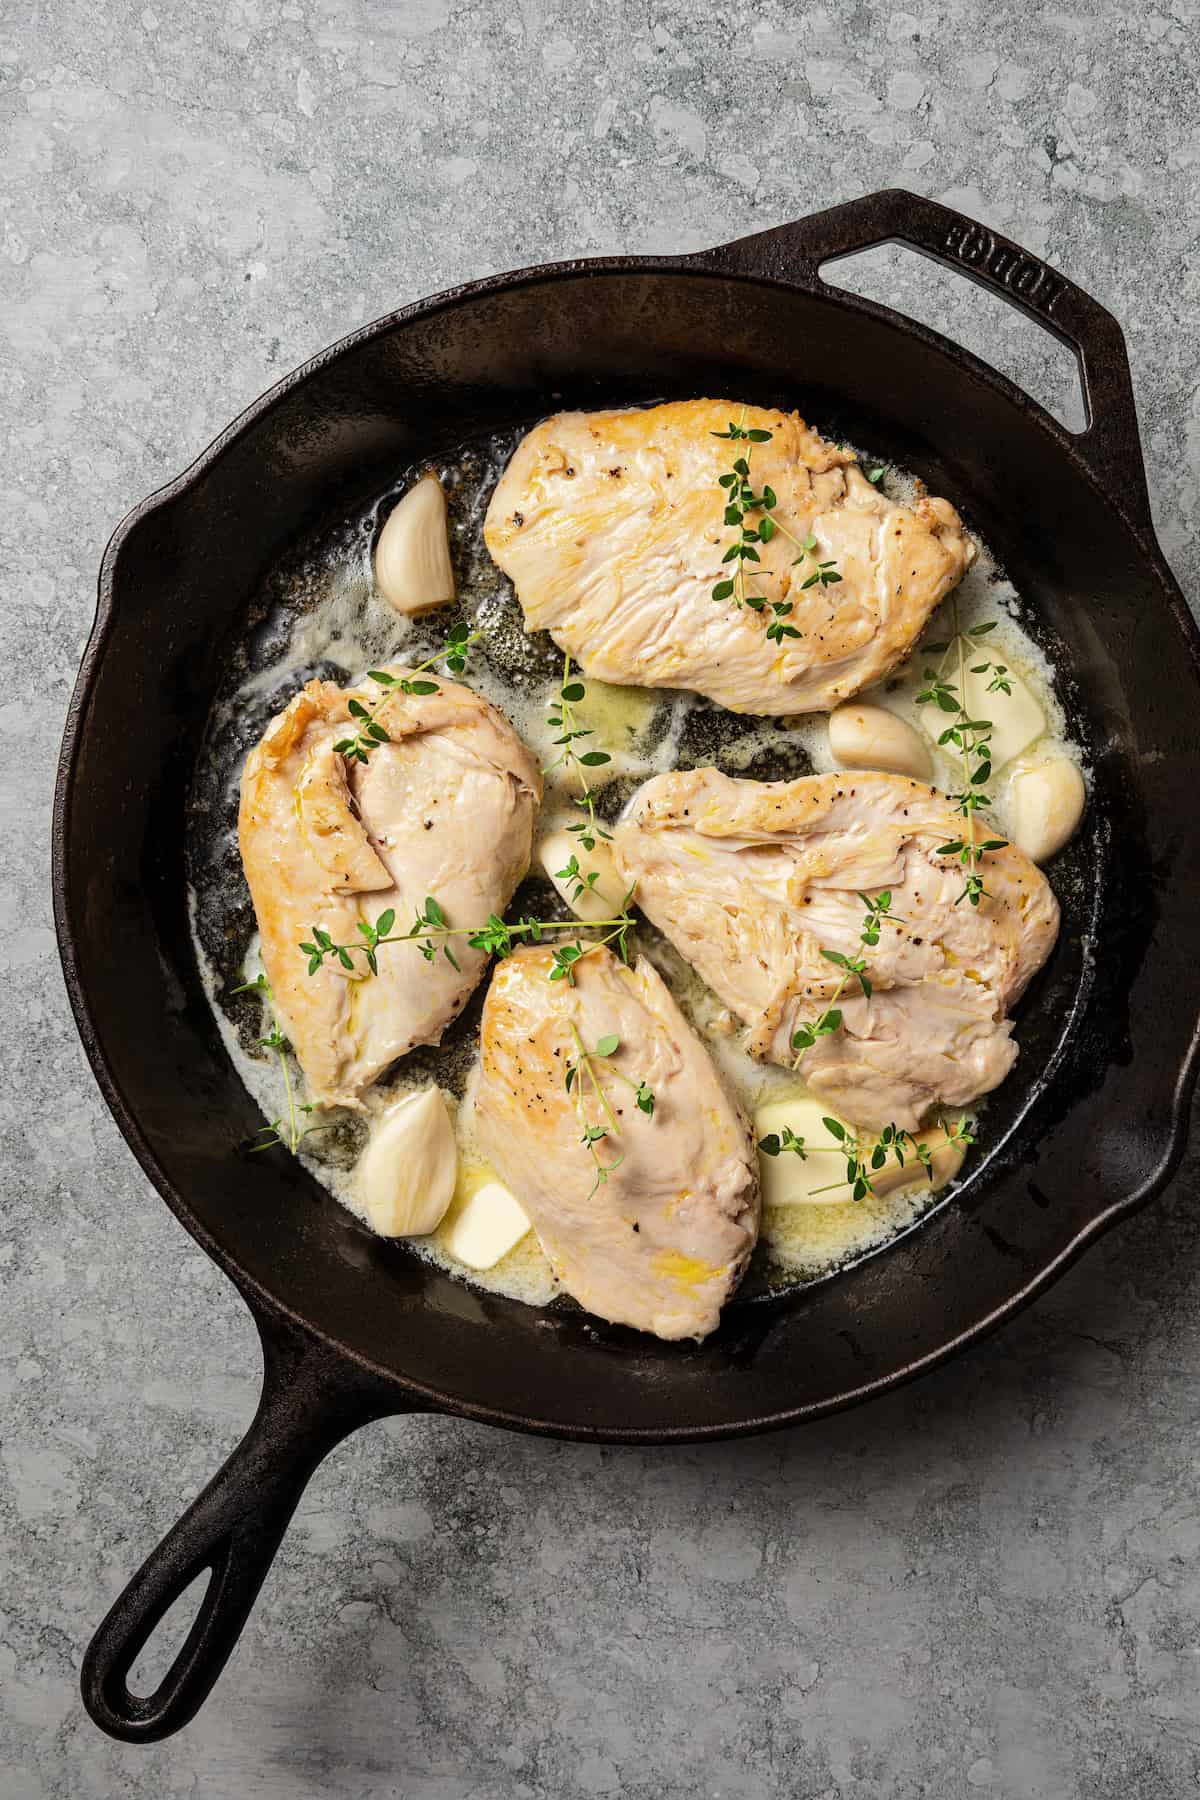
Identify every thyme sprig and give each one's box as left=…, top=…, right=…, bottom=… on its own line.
left=858, top=888, right=904, bottom=946
left=545, top=653, right=612, bottom=855
left=759, top=1114, right=975, bottom=1203
left=709, top=418, right=841, bottom=638
left=794, top=532, right=843, bottom=593
left=301, top=892, right=638, bottom=988
left=232, top=972, right=326, bottom=1154
left=788, top=891, right=902, bottom=1062
left=710, top=419, right=774, bottom=613
left=565, top=1023, right=656, bottom=1197
left=973, top=656, right=1012, bottom=696
left=335, top=623, right=480, bottom=765
left=410, top=892, right=636, bottom=984
left=915, top=604, right=1009, bottom=906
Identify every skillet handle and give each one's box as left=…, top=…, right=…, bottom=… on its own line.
left=80, top=1307, right=399, bottom=1742
left=697, top=188, right=1154, bottom=539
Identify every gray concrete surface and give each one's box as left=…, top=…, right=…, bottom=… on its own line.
left=4, top=2, right=1200, bottom=1794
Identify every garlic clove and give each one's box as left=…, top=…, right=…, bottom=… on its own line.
left=903, top=1127, right=968, bottom=1194
left=960, top=659, right=1045, bottom=769
left=373, top=474, right=455, bottom=615
left=828, top=703, right=932, bottom=780
left=445, top=1179, right=531, bottom=1269
left=754, top=1094, right=967, bottom=1206
left=537, top=825, right=626, bottom=922
left=1007, top=757, right=1086, bottom=864
left=356, top=1088, right=457, bottom=1236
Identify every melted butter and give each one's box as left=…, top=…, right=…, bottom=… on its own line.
left=577, top=677, right=661, bottom=748
left=422, top=1071, right=559, bottom=1305
left=529, top=674, right=677, bottom=803
left=188, top=423, right=1086, bottom=1315
left=654, top=1251, right=720, bottom=1289
left=431, top=1156, right=559, bottom=1306
left=764, top=1184, right=933, bottom=1281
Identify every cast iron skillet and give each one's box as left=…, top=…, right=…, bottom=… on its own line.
left=54, top=190, right=1200, bottom=1742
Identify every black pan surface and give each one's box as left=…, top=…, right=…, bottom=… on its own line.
left=54, top=190, right=1200, bottom=1740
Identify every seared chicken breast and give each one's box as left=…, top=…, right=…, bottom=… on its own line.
left=239, top=671, right=541, bottom=1108
left=484, top=399, right=974, bottom=715
left=475, top=946, right=759, bottom=1340
left=614, top=769, right=1059, bottom=1132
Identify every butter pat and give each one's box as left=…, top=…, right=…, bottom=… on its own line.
left=538, top=826, right=625, bottom=923
left=754, top=1095, right=857, bottom=1207
left=356, top=1088, right=457, bottom=1236
left=960, top=659, right=1045, bottom=769
left=445, top=1180, right=531, bottom=1269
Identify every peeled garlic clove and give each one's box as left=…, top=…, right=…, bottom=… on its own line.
left=445, top=1180, right=531, bottom=1269
left=1007, top=757, right=1085, bottom=864
left=373, top=474, right=455, bottom=615
left=873, top=1124, right=967, bottom=1197
left=828, top=704, right=931, bottom=780
left=960, top=659, right=1045, bottom=768
left=538, top=826, right=625, bottom=923
left=356, top=1088, right=457, bottom=1236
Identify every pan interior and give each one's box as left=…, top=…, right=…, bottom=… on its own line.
left=62, top=267, right=1188, bottom=1434
left=186, top=401, right=1101, bottom=1321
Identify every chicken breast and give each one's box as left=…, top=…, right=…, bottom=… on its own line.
left=484, top=399, right=974, bottom=715
left=613, top=769, right=1059, bottom=1132
left=239, top=670, right=541, bottom=1108
left=474, top=946, right=759, bottom=1340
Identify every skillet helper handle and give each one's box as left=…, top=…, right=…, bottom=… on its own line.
left=81, top=1309, right=397, bottom=1743
left=699, top=187, right=1153, bottom=539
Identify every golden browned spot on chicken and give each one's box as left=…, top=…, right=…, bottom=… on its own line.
left=484, top=399, right=975, bottom=716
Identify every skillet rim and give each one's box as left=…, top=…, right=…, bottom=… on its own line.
left=53, top=238, right=1200, bottom=1443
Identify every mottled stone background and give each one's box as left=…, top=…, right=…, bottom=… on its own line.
left=4, top=2, right=1200, bottom=1795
